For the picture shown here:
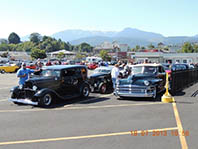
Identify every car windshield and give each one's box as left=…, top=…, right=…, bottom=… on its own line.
left=41, top=69, right=61, bottom=77
left=94, top=68, right=111, bottom=74
left=132, top=66, right=157, bottom=74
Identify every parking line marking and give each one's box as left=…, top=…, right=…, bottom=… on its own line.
left=0, top=87, right=12, bottom=90
left=0, top=127, right=178, bottom=146
left=172, top=99, right=188, bottom=149
left=0, top=99, right=8, bottom=102
left=0, top=102, right=165, bottom=113
left=59, top=102, right=165, bottom=110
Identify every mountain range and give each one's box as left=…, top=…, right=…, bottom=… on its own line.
left=22, top=28, right=198, bottom=47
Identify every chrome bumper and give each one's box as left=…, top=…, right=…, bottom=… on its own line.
left=8, top=98, right=38, bottom=105
left=114, top=91, right=154, bottom=97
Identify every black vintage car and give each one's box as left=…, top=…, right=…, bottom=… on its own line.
left=89, top=66, right=113, bottom=94
left=114, top=64, right=166, bottom=99
left=9, top=65, right=90, bottom=107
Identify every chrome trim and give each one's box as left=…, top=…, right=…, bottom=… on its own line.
left=8, top=98, right=38, bottom=105
left=114, top=91, right=154, bottom=97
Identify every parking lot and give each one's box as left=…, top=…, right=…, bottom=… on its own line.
left=0, top=73, right=197, bottom=149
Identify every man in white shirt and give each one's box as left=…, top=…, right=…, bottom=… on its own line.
left=111, top=64, right=120, bottom=90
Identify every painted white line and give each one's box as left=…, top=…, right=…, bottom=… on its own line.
left=0, top=99, right=8, bottom=102
left=0, top=87, right=11, bottom=90
left=0, top=101, right=165, bottom=113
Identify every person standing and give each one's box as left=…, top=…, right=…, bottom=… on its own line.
left=111, top=64, right=120, bottom=90
left=46, top=60, right=52, bottom=66
left=17, top=62, right=36, bottom=85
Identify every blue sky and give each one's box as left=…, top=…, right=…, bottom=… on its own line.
left=0, top=0, right=198, bottom=38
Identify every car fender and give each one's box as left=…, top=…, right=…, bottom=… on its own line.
left=34, top=88, right=58, bottom=98
left=98, top=82, right=105, bottom=89
left=150, top=79, right=162, bottom=85
left=79, top=82, right=90, bottom=93
left=11, top=86, right=19, bottom=93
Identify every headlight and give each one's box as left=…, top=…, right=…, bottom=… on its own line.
left=19, top=84, right=23, bottom=90
left=10, top=88, right=14, bottom=93
left=144, top=80, right=150, bottom=86
left=32, top=85, right=37, bottom=91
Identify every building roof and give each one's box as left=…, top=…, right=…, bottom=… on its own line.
left=134, top=63, right=162, bottom=67
left=49, top=50, right=76, bottom=55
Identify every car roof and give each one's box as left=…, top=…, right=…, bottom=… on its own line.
left=132, top=63, right=162, bottom=67
left=42, top=65, right=86, bottom=70
left=95, top=66, right=113, bottom=70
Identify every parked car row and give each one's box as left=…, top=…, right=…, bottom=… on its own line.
left=9, top=61, right=196, bottom=107
left=9, top=63, right=168, bottom=107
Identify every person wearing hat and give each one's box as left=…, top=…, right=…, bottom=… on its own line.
left=17, top=62, right=38, bottom=85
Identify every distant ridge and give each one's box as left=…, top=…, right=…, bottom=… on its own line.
left=21, top=28, right=198, bottom=47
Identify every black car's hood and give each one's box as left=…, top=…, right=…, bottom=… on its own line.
left=29, top=76, right=55, bottom=81
left=26, top=76, right=56, bottom=85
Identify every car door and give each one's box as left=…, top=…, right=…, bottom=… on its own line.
left=60, top=68, right=78, bottom=95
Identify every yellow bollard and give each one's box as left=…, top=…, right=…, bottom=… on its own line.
left=161, top=72, right=174, bottom=103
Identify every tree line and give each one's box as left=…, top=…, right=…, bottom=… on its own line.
left=0, top=32, right=93, bottom=59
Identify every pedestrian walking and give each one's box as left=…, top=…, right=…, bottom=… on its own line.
left=111, top=64, right=120, bottom=90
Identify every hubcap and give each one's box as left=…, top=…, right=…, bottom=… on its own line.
left=83, top=87, right=89, bottom=97
left=43, top=94, right=52, bottom=105
left=101, top=84, right=106, bottom=93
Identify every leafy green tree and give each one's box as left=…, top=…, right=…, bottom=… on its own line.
left=29, top=33, right=42, bottom=44
left=99, top=50, right=111, bottom=61
left=8, top=32, right=21, bottom=44
left=148, top=43, right=155, bottom=49
left=141, top=46, right=145, bottom=50
left=181, top=42, right=194, bottom=53
left=0, top=44, right=10, bottom=51
left=135, top=45, right=140, bottom=51
left=193, top=44, right=198, bottom=53
left=75, top=52, right=85, bottom=59
left=31, top=48, right=46, bottom=59
left=57, top=52, right=65, bottom=59
left=16, top=41, right=35, bottom=52
left=8, top=44, right=17, bottom=51
left=78, top=42, right=93, bottom=52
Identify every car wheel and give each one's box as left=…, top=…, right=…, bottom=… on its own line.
left=39, top=93, right=53, bottom=107
left=100, top=83, right=107, bottom=94
left=1, top=69, right=5, bottom=74
left=81, top=85, right=90, bottom=98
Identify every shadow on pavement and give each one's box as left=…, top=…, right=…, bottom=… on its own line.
left=172, top=91, right=186, bottom=96
left=175, top=101, right=195, bottom=104
left=79, top=97, right=110, bottom=104
left=33, top=95, right=111, bottom=109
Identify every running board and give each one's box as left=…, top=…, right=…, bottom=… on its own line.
left=8, top=98, right=38, bottom=105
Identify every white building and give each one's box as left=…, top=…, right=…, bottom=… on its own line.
left=47, top=50, right=76, bottom=59
left=93, top=41, right=129, bottom=53
left=128, top=52, right=198, bottom=64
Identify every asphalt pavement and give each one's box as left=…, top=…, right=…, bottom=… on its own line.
left=0, top=73, right=197, bottom=149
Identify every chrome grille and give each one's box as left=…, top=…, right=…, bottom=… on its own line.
left=117, top=86, right=146, bottom=93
